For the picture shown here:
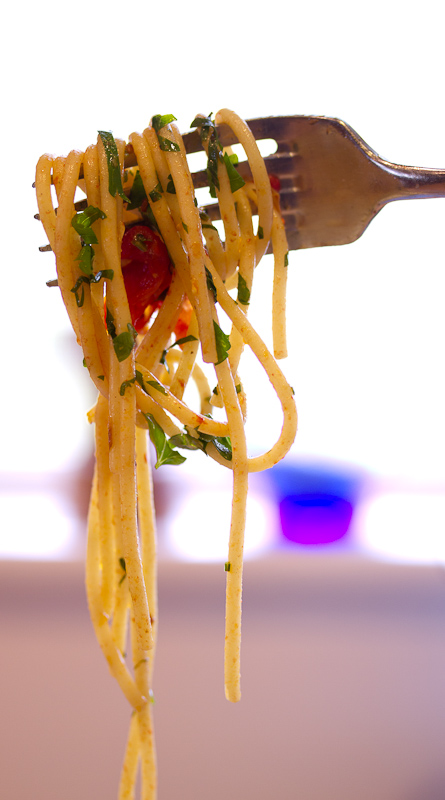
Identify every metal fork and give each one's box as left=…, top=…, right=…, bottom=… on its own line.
left=37, top=116, right=445, bottom=253
left=182, top=115, right=445, bottom=251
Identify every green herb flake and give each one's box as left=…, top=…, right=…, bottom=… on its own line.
left=190, top=114, right=214, bottom=139
left=146, top=379, right=167, bottom=396
left=144, top=414, right=187, bottom=468
left=113, top=324, right=137, bottom=362
left=133, top=233, right=148, bottom=252
left=212, top=436, right=232, bottom=461
left=98, top=131, right=130, bottom=201
left=237, top=273, right=250, bottom=306
left=258, top=226, right=264, bottom=240
left=284, top=251, right=289, bottom=267
left=71, top=205, right=106, bottom=244
left=90, top=269, right=114, bottom=283
left=169, top=432, right=206, bottom=453
left=205, top=266, right=217, bottom=302
left=76, top=244, right=94, bottom=276
left=166, top=174, right=176, bottom=194
left=182, top=221, right=189, bottom=233
left=97, top=375, right=105, bottom=381
left=71, top=276, right=87, bottom=307
left=119, top=557, right=126, bottom=585
left=158, top=135, right=180, bottom=153
left=225, top=561, right=231, bottom=572
left=213, top=321, right=231, bottom=365
left=149, top=182, right=163, bottom=202
left=106, top=307, right=116, bottom=339
left=152, top=114, right=177, bottom=132
left=127, top=170, right=148, bottom=211
left=223, top=151, right=245, bottom=193
left=206, top=138, right=221, bottom=198
left=120, top=377, right=136, bottom=396
left=235, top=383, right=242, bottom=393
left=170, top=335, right=198, bottom=348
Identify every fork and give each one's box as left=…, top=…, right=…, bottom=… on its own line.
left=37, top=116, right=445, bottom=253
left=182, top=115, right=445, bottom=251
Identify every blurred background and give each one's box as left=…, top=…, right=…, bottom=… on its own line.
left=1, top=0, right=445, bottom=798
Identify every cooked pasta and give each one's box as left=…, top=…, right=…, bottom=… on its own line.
left=35, top=110, right=297, bottom=800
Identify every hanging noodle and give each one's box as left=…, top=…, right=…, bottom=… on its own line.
left=35, top=109, right=297, bottom=800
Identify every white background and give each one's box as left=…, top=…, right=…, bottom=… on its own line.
left=1, top=0, right=445, bottom=559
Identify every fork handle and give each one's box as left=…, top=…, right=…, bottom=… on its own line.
left=376, top=158, right=445, bottom=204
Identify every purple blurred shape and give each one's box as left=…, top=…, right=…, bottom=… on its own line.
left=279, top=492, right=353, bottom=545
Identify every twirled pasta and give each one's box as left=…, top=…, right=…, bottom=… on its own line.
left=35, top=110, right=297, bottom=800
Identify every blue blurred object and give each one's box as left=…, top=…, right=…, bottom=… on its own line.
left=268, top=462, right=362, bottom=546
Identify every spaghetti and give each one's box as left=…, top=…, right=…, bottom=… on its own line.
left=35, top=110, right=297, bottom=800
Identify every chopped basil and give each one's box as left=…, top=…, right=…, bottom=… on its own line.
left=98, top=131, right=130, bottom=201
left=284, top=251, right=289, bottom=267
left=213, top=321, right=231, bottom=365
left=120, top=368, right=156, bottom=396
left=76, top=244, right=94, bottom=276
left=127, top=170, right=148, bottom=211
left=158, top=135, right=180, bottom=152
left=166, top=174, right=176, bottom=194
left=133, top=233, right=148, bottom=252
left=169, top=432, right=206, bottom=453
left=182, top=221, right=188, bottom=233
left=190, top=114, right=214, bottom=140
left=160, top=335, right=198, bottom=366
left=113, top=324, right=137, bottom=362
left=71, top=206, right=106, bottom=244
left=97, top=375, right=105, bottom=381
left=120, top=377, right=136, bottom=396
left=119, top=557, right=126, bottom=585
left=152, top=114, right=177, bottom=132
left=171, top=335, right=198, bottom=347
left=258, top=226, right=264, bottom=240
left=237, top=273, right=250, bottom=305
left=225, top=562, right=231, bottom=572
left=169, top=428, right=231, bottom=460
left=199, top=210, right=218, bottom=233
left=71, top=270, right=114, bottom=306
left=212, top=436, right=232, bottom=461
left=141, top=203, right=161, bottom=233
left=223, top=152, right=245, bottom=193
left=235, top=383, right=242, bottom=393
left=206, top=138, right=221, bottom=198
left=92, top=269, right=114, bottom=283
left=205, top=266, right=217, bottom=302
left=144, top=413, right=187, bottom=468
left=72, top=280, right=85, bottom=307
left=146, top=379, right=167, bottom=396
left=149, top=182, right=163, bottom=202
left=105, top=306, right=116, bottom=338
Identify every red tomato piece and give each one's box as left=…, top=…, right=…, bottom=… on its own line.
left=269, top=174, right=281, bottom=192
left=121, top=225, right=172, bottom=331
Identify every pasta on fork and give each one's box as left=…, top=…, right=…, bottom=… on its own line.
left=35, top=109, right=297, bottom=800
